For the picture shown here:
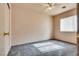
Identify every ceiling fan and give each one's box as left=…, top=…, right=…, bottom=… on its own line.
left=42, top=3, right=55, bottom=11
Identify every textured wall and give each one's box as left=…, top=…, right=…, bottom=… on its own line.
left=11, top=4, right=52, bottom=46
left=53, top=9, right=77, bottom=44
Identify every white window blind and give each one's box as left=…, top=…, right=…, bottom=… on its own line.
left=60, top=15, right=77, bottom=32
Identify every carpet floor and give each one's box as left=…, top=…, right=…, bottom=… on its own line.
left=8, top=40, right=77, bottom=56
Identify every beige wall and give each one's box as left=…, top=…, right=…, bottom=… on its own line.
left=53, top=9, right=77, bottom=44
left=11, top=4, right=52, bottom=46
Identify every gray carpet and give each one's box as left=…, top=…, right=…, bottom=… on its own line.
left=8, top=40, right=77, bottom=56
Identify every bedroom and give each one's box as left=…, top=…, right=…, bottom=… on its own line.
left=0, top=3, right=77, bottom=56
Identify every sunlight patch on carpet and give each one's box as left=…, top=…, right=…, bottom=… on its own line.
left=33, top=42, right=64, bottom=53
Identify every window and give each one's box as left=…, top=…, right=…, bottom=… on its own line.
left=60, top=15, right=77, bottom=32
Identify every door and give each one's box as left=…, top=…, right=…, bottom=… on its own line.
left=77, top=3, right=79, bottom=56
left=0, top=3, right=11, bottom=56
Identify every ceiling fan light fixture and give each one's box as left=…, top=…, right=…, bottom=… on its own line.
left=47, top=6, right=55, bottom=10
left=47, top=7, right=52, bottom=10
left=41, top=3, right=55, bottom=12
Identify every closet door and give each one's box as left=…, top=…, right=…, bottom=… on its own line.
left=0, top=3, right=11, bottom=56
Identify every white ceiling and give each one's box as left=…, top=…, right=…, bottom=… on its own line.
left=12, top=3, right=76, bottom=16
left=47, top=3, right=76, bottom=16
